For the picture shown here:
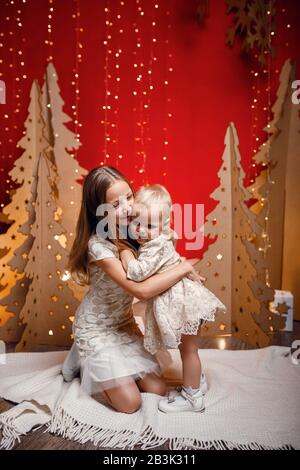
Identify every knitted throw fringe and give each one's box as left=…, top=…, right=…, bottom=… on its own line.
left=44, top=406, right=293, bottom=451
left=0, top=408, right=48, bottom=450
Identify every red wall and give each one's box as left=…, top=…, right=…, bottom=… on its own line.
left=0, top=0, right=299, bottom=257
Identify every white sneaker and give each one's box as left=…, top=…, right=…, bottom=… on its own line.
left=158, top=387, right=205, bottom=413
left=164, top=373, right=208, bottom=403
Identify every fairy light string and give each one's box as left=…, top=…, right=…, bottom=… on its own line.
left=102, top=1, right=112, bottom=166
left=162, top=4, right=173, bottom=183
left=71, top=0, right=83, bottom=151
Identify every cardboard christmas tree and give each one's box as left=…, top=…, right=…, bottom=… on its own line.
left=16, top=152, right=79, bottom=351
left=0, top=63, right=89, bottom=344
left=195, top=123, right=276, bottom=347
left=42, top=63, right=87, bottom=301
left=247, top=59, right=295, bottom=290
left=0, top=81, right=47, bottom=342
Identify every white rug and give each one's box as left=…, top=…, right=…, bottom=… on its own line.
left=0, top=346, right=299, bottom=450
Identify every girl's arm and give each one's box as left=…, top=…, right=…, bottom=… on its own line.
left=125, top=242, right=167, bottom=282
left=120, top=249, right=135, bottom=272
left=93, top=257, right=200, bottom=301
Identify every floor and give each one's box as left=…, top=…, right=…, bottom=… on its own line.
left=1, top=312, right=299, bottom=450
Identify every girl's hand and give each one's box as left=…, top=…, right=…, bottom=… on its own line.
left=182, top=261, right=206, bottom=285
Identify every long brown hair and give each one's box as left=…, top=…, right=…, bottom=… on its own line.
left=68, top=166, right=136, bottom=285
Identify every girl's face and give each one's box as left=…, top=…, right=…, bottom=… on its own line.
left=106, top=180, right=134, bottom=226
left=129, top=205, right=162, bottom=245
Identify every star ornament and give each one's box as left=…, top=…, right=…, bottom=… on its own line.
left=275, top=302, right=289, bottom=316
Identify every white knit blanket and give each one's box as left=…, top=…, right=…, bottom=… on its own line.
left=0, top=346, right=299, bottom=450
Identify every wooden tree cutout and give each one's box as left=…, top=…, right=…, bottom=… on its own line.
left=42, top=62, right=87, bottom=301
left=0, top=63, right=88, bottom=344
left=195, top=122, right=281, bottom=347
left=247, top=59, right=296, bottom=290
left=0, top=81, right=46, bottom=342
left=16, top=152, right=79, bottom=351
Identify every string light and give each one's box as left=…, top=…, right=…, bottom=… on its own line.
left=0, top=1, right=28, bottom=209
left=162, top=6, right=173, bottom=182
left=132, top=0, right=147, bottom=180
left=131, top=0, right=174, bottom=184
left=138, top=0, right=159, bottom=181
left=250, top=0, right=274, bottom=285
left=46, top=0, right=54, bottom=63
left=262, top=0, right=273, bottom=287
left=112, top=0, right=124, bottom=168
left=97, top=0, right=174, bottom=180
left=4, top=5, right=15, bottom=168
left=72, top=0, right=82, bottom=151
left=102, top=1, right=112, bottom=165
left=14, top=1, right=25, bottom=128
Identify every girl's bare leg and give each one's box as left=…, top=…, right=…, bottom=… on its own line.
left=94, top=381, right=142, bottom=414
left=136, top=372, right=167, bottom=396
left=179, top=334, right=202, bottom=389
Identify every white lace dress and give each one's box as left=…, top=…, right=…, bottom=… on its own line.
left=72, top=234, right=161, bottom=394
left=126, top=233, right=227, bottom=356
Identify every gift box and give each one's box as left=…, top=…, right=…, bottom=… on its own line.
left=269, top=289, right=294, bottom=331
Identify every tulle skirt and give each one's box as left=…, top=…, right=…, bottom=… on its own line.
left=80, top=338, right=161, bottom=395
left=72, top=322, right=161, bottom=395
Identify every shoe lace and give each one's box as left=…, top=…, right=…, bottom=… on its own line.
left=180, top=388, right=198, bottom=406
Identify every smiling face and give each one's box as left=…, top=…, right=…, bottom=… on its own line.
left=105, top=180, right=134, bottom=227
left=129, top=204, right=163, bottom=244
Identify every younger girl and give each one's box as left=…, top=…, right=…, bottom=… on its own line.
left=120, top=184, right=227, bottom=413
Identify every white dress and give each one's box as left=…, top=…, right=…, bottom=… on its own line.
left=72, top=234, right=161, bottom=395
left=126, top=233, right=227, bottom=356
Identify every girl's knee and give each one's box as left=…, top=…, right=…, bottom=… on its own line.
left=116, top=395, right=142, bottom=414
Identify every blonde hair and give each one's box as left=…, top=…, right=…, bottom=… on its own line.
left=132, top=184, right=172, bottom=231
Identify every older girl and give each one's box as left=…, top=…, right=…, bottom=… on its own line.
left=64, top=166, right=203, bottom=414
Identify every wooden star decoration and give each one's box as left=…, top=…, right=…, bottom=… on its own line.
left=275, top=302, right=289, bottom=315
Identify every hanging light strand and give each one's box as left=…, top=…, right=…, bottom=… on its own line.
left=102, top=1, right=112, bottom=165
left=133, top=0, right=146, bottom=181
left=113, top=0, right=124, bottom=168
left=142, top=1, right=163, bottom=185
left=46, top=0, right=54, bottom=63
left=72, top=0, right=82, bottom=150
left=262, top=0, right=274, bottom=287
left=9, top=1, right=17, bottom=164
left=162, top=4, right=173, bottom=182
